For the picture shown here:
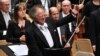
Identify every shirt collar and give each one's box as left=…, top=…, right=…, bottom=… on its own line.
left=35, top=22, right=48, bottom=29
left=62, top=12, right=70, bottom=17
left=1, top=10, right=9, bottom=15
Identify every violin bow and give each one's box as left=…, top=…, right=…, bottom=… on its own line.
left=76, top=0, right=85, bottom=26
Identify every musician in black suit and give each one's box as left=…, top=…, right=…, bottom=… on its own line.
left=25, top=5, right=78, bottom=56
left=6, top=3, right=31, bottom=43
left=89, top=8, right=100, bottom=55
left=49, top=5, right=76, bottom=48
left=82, top=0, right=100, bottom=38
left=59, top=0, right=77, bottom=47
left=48, top=7, right=74, bottom=56
left=0, top=0, right=12, bottom=39
left=49, top=7, right=65, bottom=47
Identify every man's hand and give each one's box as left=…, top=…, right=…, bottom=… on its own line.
left=75, top=27, right=79, bottom=33
left=92, top=45, right=96, bottom=52
left=64, top=43, right=71, bottom=48
left=78, top=3, right=84, bottom=10
left=71, top=5, right=79, bottom=15
left=61, top=35, right=67, bottom=42
left=20, top=35, right=26, bottom=42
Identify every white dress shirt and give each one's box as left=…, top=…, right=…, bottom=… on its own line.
left=1, top=11, right=11, bottom=35
left=57, top=27, right=62, bottom=45
left=1, top=11, right=11, bottom=28
left=35, top=23, right=54, bottom=47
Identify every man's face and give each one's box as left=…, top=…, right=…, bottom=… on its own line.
left=35, top=8, right=46, bottom=25
left=1, top=0, right=10, bottom=12
left=62, top=1, right=71, bottom=14
left=51, top=8, right=59, bottom=21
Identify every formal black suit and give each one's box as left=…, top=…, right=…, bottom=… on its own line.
left=59, top=13, right=76, bottom=46
left=59, top=13, right=66, bottom=37
left=6, top=20, right=31, bottom=43
left=25, top=14, right=76, bottom=56
left=46, top=17, right=64, bottom=46
left=89, top=8, right=100, bottom=45
left=82, top=1, right=100, bottom=39
left=89, top=8, right=100, bottom=56
left=0, top=11, right=12, bottom=39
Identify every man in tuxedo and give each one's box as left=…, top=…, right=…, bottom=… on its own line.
left=0, top=0, right=12, bottom=39
left=25, top=4, right=78, bottom=56
left=49, top=6, right=73, bottom=48
left=60, top=0, right=77, bottom=46
left=82, top=0, right=100, bottom=38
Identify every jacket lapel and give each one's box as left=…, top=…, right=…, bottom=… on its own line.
left=0, top=11, right=6, bottom=29
left=47, top=24, right=55, bottom=44
left=33, top=24, right=50, bottom=47
left=47, top=23, right=61, bottom=48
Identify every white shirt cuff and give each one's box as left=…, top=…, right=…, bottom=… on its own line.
left=3, top=30, right=7, bottom=35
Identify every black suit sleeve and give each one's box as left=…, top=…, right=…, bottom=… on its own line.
left=0, top=29, right=3, bottom=37
left=0, top=12, right=7, bottom=39
left=53, top=14, right=76, bottom=29
left=88, top=13, right=96, bottom=45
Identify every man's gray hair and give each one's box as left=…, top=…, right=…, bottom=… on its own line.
left=28, top=4, right=45, bottom=20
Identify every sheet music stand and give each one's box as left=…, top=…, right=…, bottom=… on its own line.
left=44, top=47, right=71, bottom=56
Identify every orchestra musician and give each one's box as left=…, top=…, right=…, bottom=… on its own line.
left=89, top=8, right=100, bottom=55
left=0, top=0, right=12, bottom=39
left=6, top=3, right=31, bottom=43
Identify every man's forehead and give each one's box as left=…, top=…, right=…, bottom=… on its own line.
left=0, top=0, right=9, bottom=3
left=50, top=7, right=58, bottom=12
left=62, top=0, right=71, bottom=5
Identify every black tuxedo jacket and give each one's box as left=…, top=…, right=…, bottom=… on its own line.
left=25, top=14, right=76, bottom=56
left=6, top=20, right=31, bottom=43
left=89, top=8, right=100, bottom=56
left=89, top=8, right=100, bottom=45
left=59, top=12, right=76, bottom=34
left=59, top=13, right=76, bottom=46
left=59, top=13, right=66, bottom=36
left=0, top=11, right=12, bottom=39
